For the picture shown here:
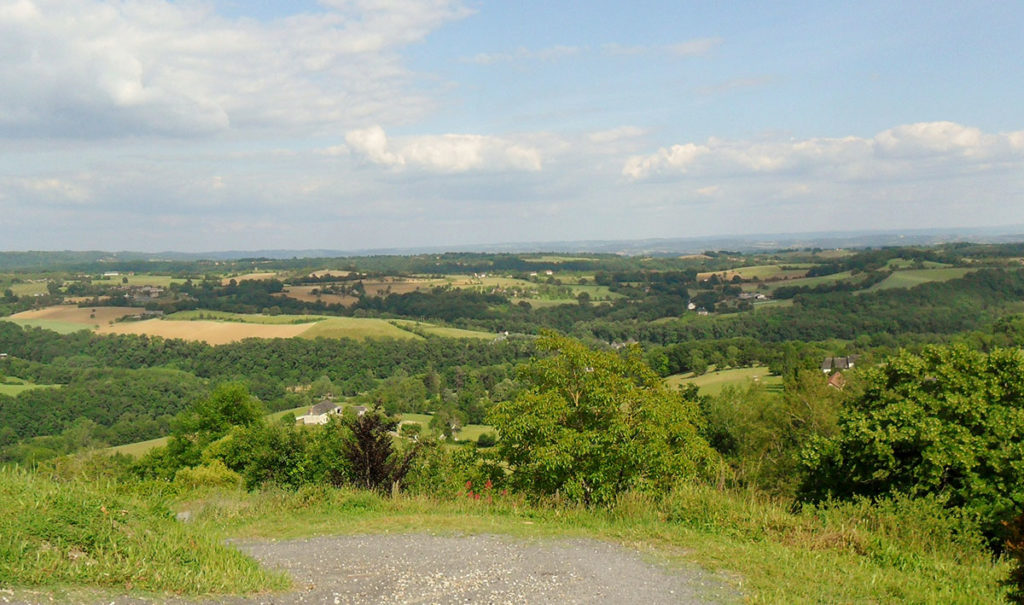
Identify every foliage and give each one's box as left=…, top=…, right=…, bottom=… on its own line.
left=801, top=345, right=1024, bottom=543
left=342, top=408, right=418, bottom=493
left=488, top=332, right=718, bottom=505
left=1005, top=512, right=1024, bottom=604
left=702, top=370, right=845, bottom=494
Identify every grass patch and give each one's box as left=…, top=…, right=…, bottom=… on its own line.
left=166, top=310, right=325, bottom=325
left=299, top=317, right=421, bottom=341
left=0, top=468, right=288, bottom=596
left=666, top=366, right=782, bottom=396
left=391, top=320, right=495, bottom=340
left=0, top=378, right=60, bottom=397
left=8, top=282, right=49, bottom=296
left=2, top=318, right=91, bottom=334
left=91, top=275, right=183, bottom=288
left=866, top=268, right=974, bottom=292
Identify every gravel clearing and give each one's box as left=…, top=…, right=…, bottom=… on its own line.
left=4, top=534, right=736, bottom=604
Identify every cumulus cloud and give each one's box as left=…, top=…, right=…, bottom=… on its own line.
left=346, top=126, right=543, bottom=173
left=623, top=121, right=1024, bottom=180
left=0, top=0, right=472, bottom=138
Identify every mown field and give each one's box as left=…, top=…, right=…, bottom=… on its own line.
left=866, top=268, right=975, bottom=291
left=666, top=366, right=782, bottom=395
left=0, top=379, right=60, bottom=397
left=5, top=306, right=493, bottom=344
left=8, top=305, right=140, bottom=327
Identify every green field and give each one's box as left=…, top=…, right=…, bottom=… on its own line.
left=397, top=413, right=494, bottom=442
left=0, top=379, right=60, bottom=396
left=7, top=281, right=49, bottom=296
left=91, top=274, right=184, bottom=287
left=166, top=310, right=325, bottom=324
left=299, top=317, right=421, bottom=340
left=666, top=366, right=782, bottom=396
left=2, top=318, right=91, bottom=334
left=866, top=268, right=974, bottom=291
left=757, top=270, right=857, bottom=291
left=391, top=320, right=495, bottom=340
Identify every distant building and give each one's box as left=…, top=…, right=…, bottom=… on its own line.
left=821, top=355, right=860, bottom=373
left=297, top=399, right=343, bottom=425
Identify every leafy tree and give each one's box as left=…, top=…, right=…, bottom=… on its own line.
left=801, top=345, right=1024, bottom=543
left=488, top=332, right=717, bottom=505
left=342, top=408, right=417, bottom=493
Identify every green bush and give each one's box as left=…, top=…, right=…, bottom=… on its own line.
left=801, top=345, right=1024, bottom=544
left=173, top=460, right=242, bottom=489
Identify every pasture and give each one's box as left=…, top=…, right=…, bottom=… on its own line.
left=0, top=378, right=60, bottom=397
left=698, top=265, right=806, bottom=282
left=391, top=320, right=495, bottom=340
left=866, top=268, right=974, bottom=291
left=7, top=281, right=48, bottom=296
left=298, top=317, right=421, bottom=341
left=666, top=366, right=782, bottom=396
left=91, top=274, right=182, bottom=287
left=7, top=305, right=140, bottom=332
left=166, top=310, right=324, bottom=324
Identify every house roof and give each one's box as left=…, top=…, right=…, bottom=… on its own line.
left=310, top=400, right=340, bottom=416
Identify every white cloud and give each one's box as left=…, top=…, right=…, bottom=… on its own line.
left=623, top=122, right=1024, bottom=180
left=0, top=0, right=472, bottom=138
left=463, top=45, right=583, bottom=65
left=346, top=125, right=542, bottom=173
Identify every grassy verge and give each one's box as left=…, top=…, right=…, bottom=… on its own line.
left=177, top=483, right=1009, bottom=604
left=2, top=466, right=1010, bottom=603
left=0, top=468, right=289, bottom=596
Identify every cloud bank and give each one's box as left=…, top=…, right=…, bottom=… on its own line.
left=623, top=122, right=1024, bottom=180
left=345, top=126, right=543, bottom=173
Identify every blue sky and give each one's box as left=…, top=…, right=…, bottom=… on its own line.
left=1, top=0, right=1022, bottom=251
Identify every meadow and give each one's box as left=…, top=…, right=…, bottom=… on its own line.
left=866, top=267, right=975, bottom=291
left=666, top=366, right=783, bottom=396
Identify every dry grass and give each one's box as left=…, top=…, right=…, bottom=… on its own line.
left=10, top=305, right=140, bottom=326
left=276, top=286, right=357, bottom=306
left=220, top=272, right=280, bottom=285
left=97, top=319, right=310, bottom=345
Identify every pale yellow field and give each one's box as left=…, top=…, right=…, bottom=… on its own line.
left=221, top=272, right=280, bottom=285
left=10, top=305, right=140, bottom=325
left=97, top=319, right=310, bottom=344
left=308, top=270, right=352, bottom=279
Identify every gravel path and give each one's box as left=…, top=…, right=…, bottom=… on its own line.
left=4, top=534, right=736, bottom=604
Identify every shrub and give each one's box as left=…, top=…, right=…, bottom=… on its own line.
left=173, top=460, right=242, bottom=489
left=1006, top=512, right=1024, bottom=604
left=801, top=345, right=1024, bottom=544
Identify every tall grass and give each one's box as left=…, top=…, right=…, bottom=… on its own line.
left=0, top=467, right=288, bottom=595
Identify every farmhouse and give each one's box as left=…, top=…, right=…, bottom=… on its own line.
left=297, top=399, right=343, bottom=425
left=821, top=355, right=860, bottom=373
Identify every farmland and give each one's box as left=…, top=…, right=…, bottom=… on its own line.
left=866, top=267, right=975, bottom=291
left=97, top=318, right=312, bottom=344
left=666, top=366, right=782, bottom=395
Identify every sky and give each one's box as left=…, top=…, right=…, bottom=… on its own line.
left=1, top=0, right=1023, bottom=252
